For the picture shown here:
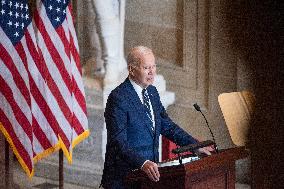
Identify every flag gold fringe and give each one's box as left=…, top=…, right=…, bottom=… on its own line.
left=33, top=143, right=60, bottom=163
left=33, top=130, right=90, bottom=164
left=72, top=130, right=90, bottom=148
left=0, top=121, right=90, bottom=178
left=0, top=122, right=34, bottom=178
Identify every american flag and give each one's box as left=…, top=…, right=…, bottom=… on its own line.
left=32, top=0, right=89, bottom=162
left=0, top=0, right=89, bottom=177
left=1, top=0, right=37, bottom=177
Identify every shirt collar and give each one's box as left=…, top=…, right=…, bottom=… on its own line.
left=129, top=79, right=145, bottom=103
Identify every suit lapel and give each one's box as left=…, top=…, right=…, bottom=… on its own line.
left=124, top=79, right=155, bottom=138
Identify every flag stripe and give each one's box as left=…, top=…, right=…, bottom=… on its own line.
left=14, top=41, right=29, bottom=75
left=66, top=5, right=79, bottom=51
left=71, top=112, right=84, bottom=134
left=31, top=96, right=57, bottom=146
left=67, top=3, right=88, bottom=137
left=33, top=11, right=72, bottom=92
left=0, top=61, right=31, bottom=125
left=70, top=38, right=85, bottom=96
left=35, top=32, right=73, bottom=112
left=35, top=5, right=72, bottom=74
left=32, top=116, right=52, bottom=149
left=0, top=76, right=32, bottom=140
left=0, top=92, right=32, bottom=153
left=34, top=57, right=73, bottom=130
left=56, top=26, right=70, bottom=60
left=0, top=28, right=30, bottom=87
left=0, top=45, right=30, bottom=104
left=28, top=29, right=75, bottom=135
left=72, top=94, right=88, bottom=129
left=22, top=30, right=59, bottom=155
left=36, top=3, right=72, bottom=74
left=0, top=108, right=32, bottom=171
left=22, top=32, right=54, bottom=153
left=69, top=34, right=81, bottom=74
left=73, top=79, right=87, bottom=114
left=32, top=133, right=44, bottom=156
left=30, top=77, right=70, bottom=148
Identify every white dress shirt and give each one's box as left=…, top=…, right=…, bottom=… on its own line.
left=129, top=79, right=155, bottom=129
left=129, top=79, right=155, bottom=168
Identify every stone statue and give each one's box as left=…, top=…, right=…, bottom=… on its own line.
left=90, top=0, right=127, bottom=84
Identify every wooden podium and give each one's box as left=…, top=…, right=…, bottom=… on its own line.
left=125, top=147, right=248, bottom=189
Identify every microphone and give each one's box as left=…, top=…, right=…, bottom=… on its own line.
left=193, top=103, right=201, bottom=111
left=193, top=103, right=219, bottom=153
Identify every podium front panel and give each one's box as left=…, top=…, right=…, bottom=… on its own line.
left=126, top=147, right=248, bottom=189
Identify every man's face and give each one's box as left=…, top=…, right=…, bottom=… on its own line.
left=130, top=52, right=156, bottom=88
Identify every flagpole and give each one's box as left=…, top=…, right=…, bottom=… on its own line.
left=59, top=149, right=64, bottom=189
left=5, top=139, right=10, bottom=187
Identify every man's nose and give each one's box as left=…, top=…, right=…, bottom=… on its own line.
left=149, top=66, right=155, bottom=73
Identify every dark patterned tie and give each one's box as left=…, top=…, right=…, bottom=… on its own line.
left=142, top=89, right=154, bottom=131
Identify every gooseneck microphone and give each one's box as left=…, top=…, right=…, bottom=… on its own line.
left=193, top=103, right=219, bottom=153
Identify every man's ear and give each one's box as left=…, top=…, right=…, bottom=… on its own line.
left=128, top=66, right=134, bottom=76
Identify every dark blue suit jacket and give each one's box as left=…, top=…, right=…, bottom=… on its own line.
left=101, top=78, right=197, bottom=189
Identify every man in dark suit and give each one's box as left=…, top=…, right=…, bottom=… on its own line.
left=101, top=46, right=211, bottom=189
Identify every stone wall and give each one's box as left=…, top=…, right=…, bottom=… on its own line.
left=124, top=1, right=253, bottom=183
left=125, top=0, right=253, bottom=149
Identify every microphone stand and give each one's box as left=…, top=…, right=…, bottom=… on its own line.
left=194, top=103, right=219, bottom=153
left=199, top=110, right=218, bottom=153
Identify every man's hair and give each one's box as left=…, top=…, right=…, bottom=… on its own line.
left=127, top=46, right=153, bottom=67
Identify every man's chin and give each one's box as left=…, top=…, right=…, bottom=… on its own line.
left=148, top=80, right=154, bottom=85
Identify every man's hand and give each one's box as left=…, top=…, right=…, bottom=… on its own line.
left=141, top=160, right=160, bottom=182
left=197, top=147, right=212, bottom=156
